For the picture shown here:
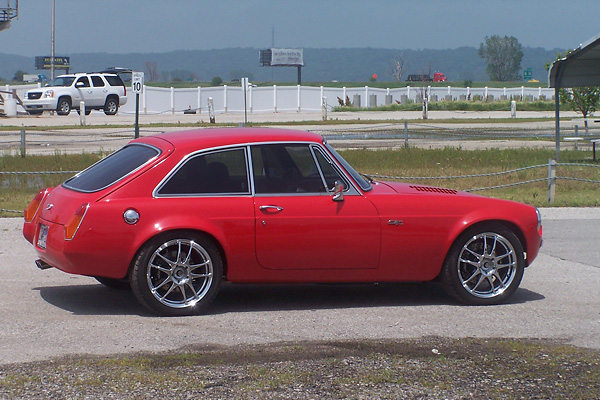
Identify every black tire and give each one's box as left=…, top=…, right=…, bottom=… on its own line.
left=130, top=232, right=223, bottom=316
left=56, top=97, right=71, bottom=115
left=441, top=225, right=525, bottom=305
left=94, top=276, right=131, bottom=290
left=103, top=96, right=119, bottom=115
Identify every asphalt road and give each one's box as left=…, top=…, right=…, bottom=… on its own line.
left=0, top=207, right=599, bottom=366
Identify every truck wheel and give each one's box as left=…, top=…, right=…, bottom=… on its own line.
left=56, top=97, right=71, bottom=115
left=104, top=96, right=119, bottom=115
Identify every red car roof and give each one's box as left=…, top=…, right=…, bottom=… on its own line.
left=133, top=127, right=324, bottom=152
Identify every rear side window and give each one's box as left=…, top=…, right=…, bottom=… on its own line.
left=105, top=75, right=125, bottom=86
left=91, top=75, right=105, bottom=87
left=157, top=148, right=249, bottom=195
left=63, top=144, right=159, bottom=192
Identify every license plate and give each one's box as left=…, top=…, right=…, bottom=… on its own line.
left=37, top=224, right=49, bottom=249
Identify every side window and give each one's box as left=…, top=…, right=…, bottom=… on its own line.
left=91, top=76, right=105, bottom=87
left=252, top=144, right=326, bottom=194
left=313, top=147, right=348, bottom=191
left=105, top=75, right=125, bottom=86
left=158, top=148, right=249, bottom=195
left=75, top=77, right=90, bottom=87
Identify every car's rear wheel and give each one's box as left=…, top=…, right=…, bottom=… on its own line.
left=103, top=96, right=119, bottom=115
left=130, top=232, right=222, bottom=316
left=56, top=97, right=71, bottom=115
left=441, top=226, right=524, bottom=305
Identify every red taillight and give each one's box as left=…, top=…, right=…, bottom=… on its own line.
left=24, top=189, right=46, bottom=222
left=64, top=203, right=89, bottom=240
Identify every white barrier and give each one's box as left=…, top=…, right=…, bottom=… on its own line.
left=5, top=83, right=556, bottom=116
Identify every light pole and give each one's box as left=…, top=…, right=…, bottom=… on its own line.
left=50, top=0, right=55, bottom=80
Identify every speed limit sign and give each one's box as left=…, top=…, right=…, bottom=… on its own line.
left=132, top=71, right=144, bottom=93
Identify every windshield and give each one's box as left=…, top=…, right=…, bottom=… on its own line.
left=46, top=76, right=75, bottom=87
left=63, top=144, right=160, bottom=192
left=324, top=142, right=372, bottom=191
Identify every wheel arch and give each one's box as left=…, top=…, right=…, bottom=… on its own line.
left=439, top=218, right=528, bottom=279
left=127, top=228, right=229, bottom=279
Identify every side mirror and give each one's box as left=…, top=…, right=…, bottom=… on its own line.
left=75, top=82, right=85, bottom=88
left=332, top=180, right=344, bottom=202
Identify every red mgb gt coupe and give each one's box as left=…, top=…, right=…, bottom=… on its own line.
left=23, top=128, right=542, bottom=316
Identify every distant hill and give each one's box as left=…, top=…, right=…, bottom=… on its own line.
left=0, top=46, right=562, bottom=84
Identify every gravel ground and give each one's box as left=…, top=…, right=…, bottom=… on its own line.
left=1, top=337, right=599, bottom=399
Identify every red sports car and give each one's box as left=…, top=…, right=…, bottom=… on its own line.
left=23, top=128, right=542, bottom=316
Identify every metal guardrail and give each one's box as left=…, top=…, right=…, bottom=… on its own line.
left=2, top=162, right=599, bottom=216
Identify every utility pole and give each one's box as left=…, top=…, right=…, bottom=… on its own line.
left=50, top=0, right=55, bottom=80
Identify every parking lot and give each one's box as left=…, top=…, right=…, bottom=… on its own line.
left=0, top=207, right=599, bottom=365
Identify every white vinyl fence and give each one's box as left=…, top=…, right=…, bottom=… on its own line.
left=4, top=83, right=556, bottom=116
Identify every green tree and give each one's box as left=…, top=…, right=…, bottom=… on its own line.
left=547, top=51, right=600, bottom=131
left=211, top=76, right=223, bottom=86
left=12, top=70, right=26, bottom=82
left=478, top=35, right=523, bottom=81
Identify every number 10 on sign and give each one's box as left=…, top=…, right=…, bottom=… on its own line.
left=132, top=72, right=144, bottom=93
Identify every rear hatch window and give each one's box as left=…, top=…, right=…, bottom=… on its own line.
left=63, top=144, right=160, bottom=192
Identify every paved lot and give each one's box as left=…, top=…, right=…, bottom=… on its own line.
left=0, top=208, right=598, bottom=365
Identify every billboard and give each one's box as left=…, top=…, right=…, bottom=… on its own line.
left=259, top=48, right=303, bottom=67
left=35, top=56, right=70, bottom=70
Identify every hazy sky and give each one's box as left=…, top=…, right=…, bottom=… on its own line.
left=1, top=0, right=599, bottom=56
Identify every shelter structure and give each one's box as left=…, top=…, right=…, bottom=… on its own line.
left=548, top=33, right=600, bottom=160
left=0, top=0, right=18, bottom=32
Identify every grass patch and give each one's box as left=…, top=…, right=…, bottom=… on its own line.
left=0, top=338, right=598, bottom=399
left=2, top=147, right=599, bottom=216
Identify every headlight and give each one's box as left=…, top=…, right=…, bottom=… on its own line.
left=43, top=90, right=54, bottom=98
left=535, top=207, right=542, bottom=231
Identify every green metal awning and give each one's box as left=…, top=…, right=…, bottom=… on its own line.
left=547, top=33, right=600, bottom=160
left=549, top=33, right=600, bottom=88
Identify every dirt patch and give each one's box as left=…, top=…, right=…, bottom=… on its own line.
left=1, top=337, right=598, bottom=399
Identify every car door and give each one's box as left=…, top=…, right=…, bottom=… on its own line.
left=88, top=75, right=108, bottom=107
left=252, top=143, right=381, bottom=270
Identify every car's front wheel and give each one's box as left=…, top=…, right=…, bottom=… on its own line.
left=441, top=225, right=524, bottom=305
left=130, top=232, right=222, bottom=316
left=103, top=96, right=119, bottom=115
left=56, top=97, right=71, bottom=115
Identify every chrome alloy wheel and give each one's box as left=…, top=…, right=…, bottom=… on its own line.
left=146, top=238, right=214, bottom=309
left=456, top=232, right=517, bottom=299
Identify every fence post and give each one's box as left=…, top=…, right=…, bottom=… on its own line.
left=170, top=87, right=175, bottom=114
left=511, top=100, right=516, bottom=118
left=208, top=97, right=215, bottom=123
left=20, top=129, right=26, bottom=158
left=197, top=86, right=202, bottom=113
left=404, top=120, right=408, bottom=149
left=547, top=158, right=556, bottom=203
left=79, top=101, right=86, bottom=126
left=224, top=85, right=228, bottom=113
left=273, top=85, right=277, bottom=113
left=322, top=97, right=327, bottom=121
left=297, top=85, right=301, bottom=112
left=143, top=85, right=147, bottom=114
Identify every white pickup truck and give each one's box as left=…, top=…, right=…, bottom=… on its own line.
left=23, top=73, right=128, bottom=116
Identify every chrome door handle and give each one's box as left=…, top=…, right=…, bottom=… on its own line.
left=259, top=205, right=284, bottom=212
